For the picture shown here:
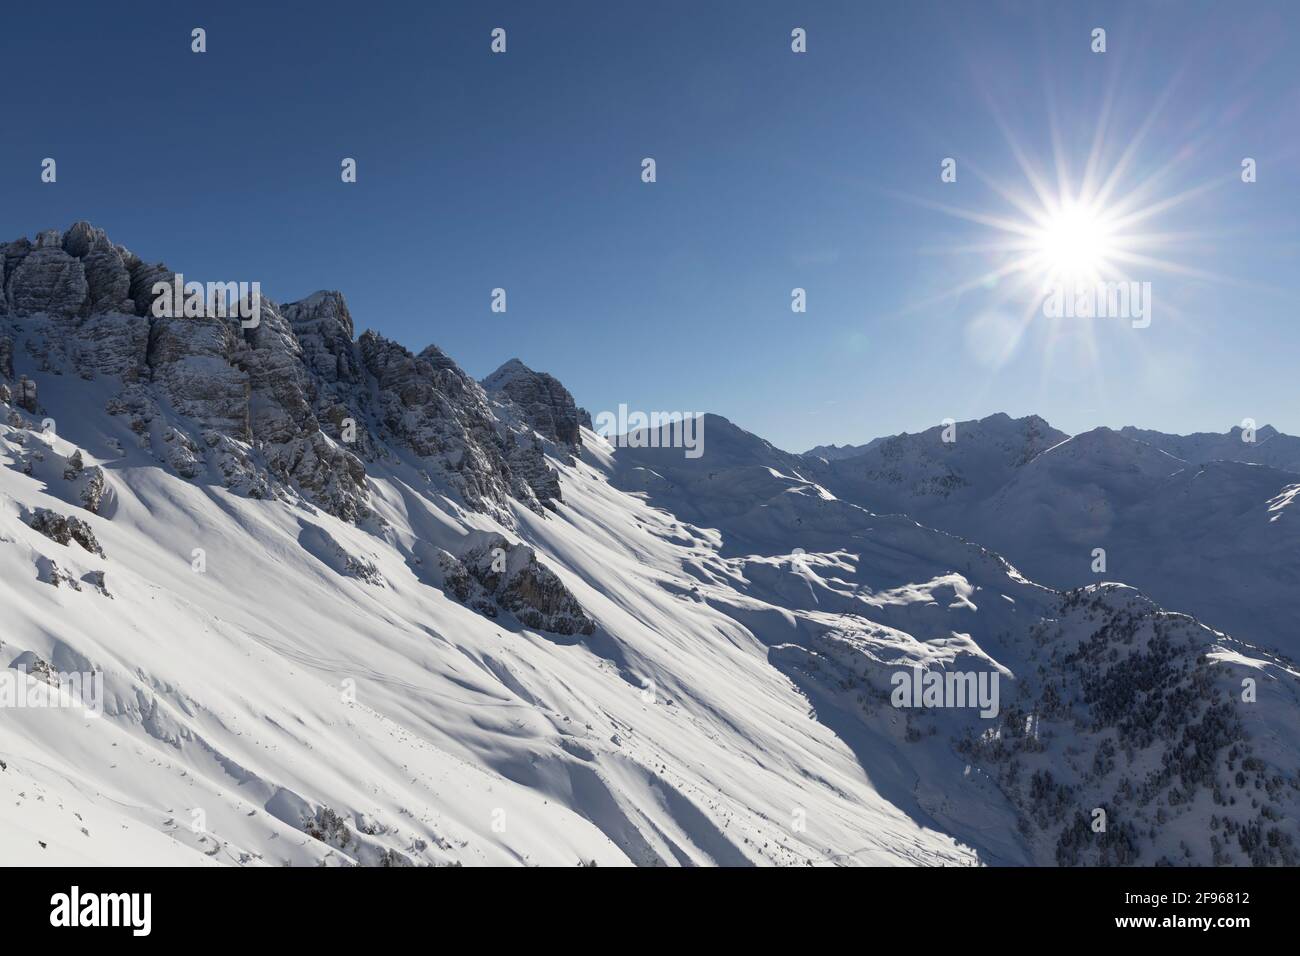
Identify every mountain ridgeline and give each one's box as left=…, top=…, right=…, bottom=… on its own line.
left=0, top=223, right=596, bottom=525
left=2, top=223, right=1297, bottom=867
left=797, top=413, right=1300, bottom=655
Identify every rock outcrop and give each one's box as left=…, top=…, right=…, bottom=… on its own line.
left=483, top=358, right=589, bottom=453
left=3, top=224, right=595, bottom=611
left=1, top=223, right=139, bottom=318
left=2, top=223, right=592, bottom=526
left=440, top=535, right=595, bottom=635
left=15, top=375, right=38, bottom=413
left=28, top=507, right=105, bottom=557
left=62, top=450, right=107, bottom=513
left=6, top=231, right=89, bottom=316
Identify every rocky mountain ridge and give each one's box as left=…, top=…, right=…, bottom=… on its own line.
left=1, top=223, right=590, bottom=528
left=3, top=223, right=1297, bottom=868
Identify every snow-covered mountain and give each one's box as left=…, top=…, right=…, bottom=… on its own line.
left=971, top=430, right=1300, bottom=654
left=808, top=417, right=1300, bottom=656
left=806, top=413, right=1070, bottom=518
left=803, top=440, right=882, bottom=462
left=1120, top=423, right=1300, bottom=473
left=612, top=414, right=1300, bottom=865
left=2, top=223, right=1297, bottom=868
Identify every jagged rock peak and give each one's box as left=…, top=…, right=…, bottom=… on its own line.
left=2, top=223, right=568, bottom=523
left=282, top=291, right=355, bottom=342
left=2, top=221, right=145, bottom=317
left=482, top=358, right=591, bottom=448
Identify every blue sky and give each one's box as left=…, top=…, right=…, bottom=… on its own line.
left=3, top=1, right=1297, bottom=452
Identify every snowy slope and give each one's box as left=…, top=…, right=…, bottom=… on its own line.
left=2, top=405, right=988, bottom=866
left=1120, top=424, right=1300, bottom=473
left=7, top=396, right=1297, bottom=867
left=971, top=434, right=1300, bottom=653
left=609, top=415, right=1300, bottom=865
left=813, top=420, right=1300, bottom=655
left=2, top=223, right=1297, bottom=868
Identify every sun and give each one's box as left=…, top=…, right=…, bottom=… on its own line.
left=876, top=74, right=1250, bottom=383
left=883, top=82, right=1241, bottom=358
left=1030, top=200, right=1118, bottom=284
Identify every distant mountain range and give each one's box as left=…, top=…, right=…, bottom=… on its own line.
left=796, top=413, right=1299, bottom=654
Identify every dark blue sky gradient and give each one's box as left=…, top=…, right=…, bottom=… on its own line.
left=3, top=1, right=1297, bottom=450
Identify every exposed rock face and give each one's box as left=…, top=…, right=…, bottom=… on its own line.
left=83, top=569, right=112, bottom=597
left=72, top=311, right=151, bottom=382
left=81, top=248, right=134, bottom=314
left=28, top=507, right=105, bottom=557
left=9, top=651, right=59, bottom=685
left=440, top=535, right=595, bottom=635
left=499, top=430, right=561, bottom=507
left=269, top=431, right=369, bottom=521
left=147, top=315, right=250, bottom=438
left=235, top=299, right=370, bottom=521
left=483, top=358, right=587, bottom=453
left=61, top=449, right=83, bottom=480
left=281, top=292, right=374, bottom=450
left=2, top=238, right=32, bottom=311
left=65, top=222, right=135, bottom=314
left=6, top=232, right=89, bottom=317
left=0, top=221, right=152, bottom=318
left=79, top=468, right=106, bottom=512
left=356, top=332, right=548, bottom=517
left=0, top=335, right=13, bottom=381
left=2, top=225, right=589, bottom=529
left=272, top=291, right=561, bottom=517
left=125, top=256, right=174, bottom=318
left=59, top=221, right=99, bottom=259
left=38, top=558, right=83, bottom=589
left=16, top=375, right=39, bottom=413
left=241, top=300, right=314, bottom=444
left=62, top=450, right=107, bottom=513
left=477, top=357, right=593, bottom=510
left=0, top=336, right=11, bottom=405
